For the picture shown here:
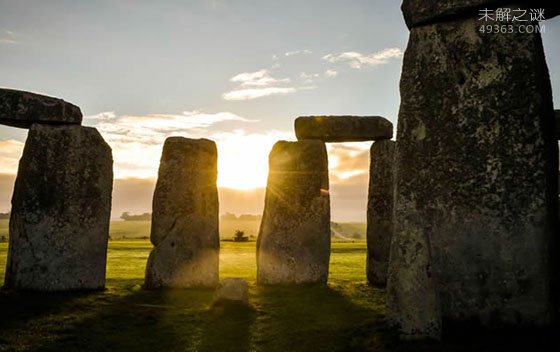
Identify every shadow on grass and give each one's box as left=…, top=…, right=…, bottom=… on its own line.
left=0, top=281, right=391, bottom=352
left=250, top=285, right=394, bottom=352
left=0, top=282, right=257, bottom=352
left=1, top=280, right=556, bottom=352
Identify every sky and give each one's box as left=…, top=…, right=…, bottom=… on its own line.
left=1, top=0, right=560, bottom=221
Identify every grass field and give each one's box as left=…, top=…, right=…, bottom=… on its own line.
left=107, top=219, right=366, bottom=240
left=0, top=222, right=557, bottom=351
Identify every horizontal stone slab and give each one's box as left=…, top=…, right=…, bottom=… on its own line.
left=295, top=115, right=393, bottom=142
left=0, top=88, right=82, bottom=128
left=402, top=1, right=560, bottom=29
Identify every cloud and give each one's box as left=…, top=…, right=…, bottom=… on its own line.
left=230, top=69, right=290, bottom=87
left=299, top=72, right=319, bottom=83
left=0, top=139, right=25, bottom=174
left=327, top=142, right=371, bottom=185
left=0, top=30, right=17, bottom=44
left=323, top=47, right=403, bottom=69
left=324, top=69, right=338, bottom=78
left=89, top=111, right=260, bottom=179
left=223, top=87, right=297, bottom=101
left=285, top=49, right=312, bottom=56
left=84, top=111, right=117, bottom=121
left=225, top=69, right=299, bottom=100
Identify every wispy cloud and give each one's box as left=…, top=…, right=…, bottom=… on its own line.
left=285, top=49, right=312, bottom=57
left=223, top=87, right=297, bottom=101
left=0, top=30, right=17, bottom=44
left=299, top=72, right=319, bottom=83
left=225, top=68, right=300, bottom=101
left=84, top=111, right=117, bottom=121
left=230, top=69, right=290, bottom=87
left=324, top=69, right=338, bottom=78
left=323, top=47, right=403, bottom=69
left=327, top=142, right=371, bottom=185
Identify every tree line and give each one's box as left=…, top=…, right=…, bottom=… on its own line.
left=120, top=212, right=263, bottom=222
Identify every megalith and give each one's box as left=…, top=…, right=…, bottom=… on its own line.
left=0, top=88, right=82, bottom=128
left=388, top=7, right=558, bottom=339
left=145, top=137, right=219, bottom=288
left=555, top=110, right=560, bottom=139
left=366, top=139, right=395, bottom=287
left=295, top=115, right=393, bottom=142
left=257, top=140, right=330, bottom=285
left=4, top=124, right=113, bottom=291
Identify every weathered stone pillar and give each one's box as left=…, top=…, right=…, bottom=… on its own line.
left=366, top=139, right=395, bottom=287
left=145, top=137, right=219, bottom=288
left=4, top=124, right=113, bottom=291
left=388, top=2, right=558, bottom=340
left=257, top=140, right=330, bottom=285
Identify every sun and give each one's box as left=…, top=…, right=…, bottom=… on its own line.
left=215, top=131, right=292, bottom=190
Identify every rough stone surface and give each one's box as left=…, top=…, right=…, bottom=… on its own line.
left=4, top=124, right=113, bottom=291
left=388, top=15, right=558, bottom=339
left=0, top=88, right=82, bottom=128
left=145, top=137, right=219, bottom=288
left=366, top=140, right=395, bottom=287
left=402, top=1, right=560, bottom=29
left=257, top=140, right=330, bottom=285
left=295, top=116, right=393, bottom=142
left=556, top=110, right=560, bottom=139
left=214, top=278, right=249, bottom=305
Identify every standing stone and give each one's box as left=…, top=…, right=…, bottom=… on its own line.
left=388, top=14, right=558, bottom=339
left=145, top=137, right=219, bottom=288
left=366, top=140, right=395, bottom=287
left=295, top=115, right=393, bottom=142
left=4, top=124, right=113, bottom=291
left=555, top=110, right=560, bottom=139
left=0, top=88, right=82, bottom=128
left=257, top=140, right=330, bottom=285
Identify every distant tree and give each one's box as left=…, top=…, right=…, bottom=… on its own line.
left=238, top=214, right=262, bottom=221
left=233, top=230, right=249, bottom=242
left=0, top=235, right=6, bottom=243
left=220, top=213, right=238, bottom=221
left=120, top=212, right=151, bottom=221
left=0, top=212, right=10, bottom=220
left=352, top=232, right=362, bottom=240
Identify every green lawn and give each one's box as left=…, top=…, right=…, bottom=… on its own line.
left=0, top=228, right=556, bottom=351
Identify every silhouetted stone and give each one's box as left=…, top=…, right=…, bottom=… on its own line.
left=402, top=1, right=560, bottom=29
left=295, top=116, right=393, bottom=142
left=366, top=140, right=395, bottom=287
left=4, top=124, right=113, bottom=291
left=214, top=278, right=249, bottom=305
left=388, top=15, right=557, bottom=339
left=257, top=140, right=330, bottom=285
left=145, top=137, right=219, bottom=288
left=554, top=110, right=560, bottom=139
left=0, top=88, right=82, bottom=128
